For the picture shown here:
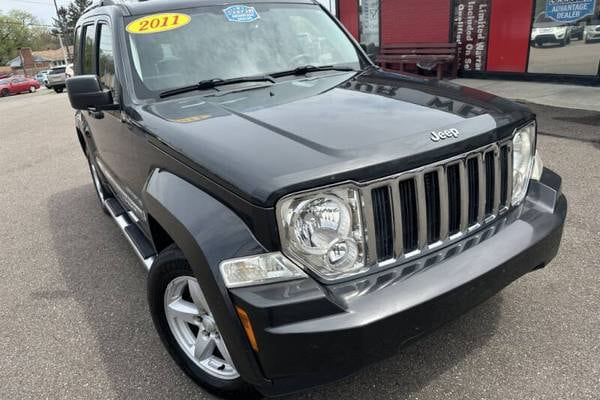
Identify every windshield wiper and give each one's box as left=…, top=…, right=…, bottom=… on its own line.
left=160, top=75, right=275, bottom=98
left=271, top=65, right=357, bottom=78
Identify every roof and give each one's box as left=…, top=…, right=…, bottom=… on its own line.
left=32, top=47, right=73, bottom=62
left=86, top=0, right=315, bottom=17
left=7, top=54, right=50, bottom=68
left=5, top=47, right=73, bottom=67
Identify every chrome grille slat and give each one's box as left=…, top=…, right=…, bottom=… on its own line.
left=362, top=188, right=378, bottom=264
left=492, top=146, right=501, bottom=215
left=458, top=159, right=469, bottom=232
left=505, top=143, right=513, bottom=208
left=476, top=153, right=486, bottom=225
left=390, top=183, right=404, bottom=258
left=415, top=174, right=428, bottom=249
left=437, top=166, right=449, bottom=241
left=362, top=139, right=513, bottom=266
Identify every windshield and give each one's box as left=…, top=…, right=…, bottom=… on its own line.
left=50, top=68, right=65, bottom=74
left=125, top=3, right=364, bottom=97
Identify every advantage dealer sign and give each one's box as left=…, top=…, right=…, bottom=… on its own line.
left=546, top=0, right=597, bottom=23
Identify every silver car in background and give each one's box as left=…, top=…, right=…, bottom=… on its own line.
left=584, top=24, right=600, bottom=43
left=47, top=66, right=67, bottom=93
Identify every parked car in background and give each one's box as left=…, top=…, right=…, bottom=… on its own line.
left=584, top=24, right=600, bottom=43
left=47, top=66, right=67, bottom=93
left=65, top=63, right=74, bottom=78
left=569, top=23, right=585, bottom=40
left=0, top=76, right=40, bottom=97
left=35, top=69, right=51, bottom=87
left=531, top=13, right=571, bottom=47
left=35, top=70, right=51, bottom=87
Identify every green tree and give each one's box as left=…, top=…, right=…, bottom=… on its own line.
left=67, top=0, right=92, bottom=31
left=51, top=0, right=91, bottom=55
left=0, top=10, right=58, bottom=65
left=52, top=6, right=71, bottom=44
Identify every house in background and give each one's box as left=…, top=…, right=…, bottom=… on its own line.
left=6, top=47, right=73, bottom=76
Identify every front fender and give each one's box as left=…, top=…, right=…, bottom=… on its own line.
left=142, top=169, right=270, bottom=387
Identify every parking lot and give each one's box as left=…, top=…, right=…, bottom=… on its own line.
left=0, top=88, right=599, bottom=399
left=528, top=40, right=600, bottom=75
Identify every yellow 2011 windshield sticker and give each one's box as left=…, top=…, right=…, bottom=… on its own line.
left=126, top=13, right=191, bottom=34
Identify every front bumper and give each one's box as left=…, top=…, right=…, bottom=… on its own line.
left=532, top=34, right=564, bottom=44
left=586, top=31, right=600, bottom=40
left=230, top=168, right=566, bottom=396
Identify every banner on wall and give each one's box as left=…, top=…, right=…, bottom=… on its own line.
left=546, top=0, right=597, bottom=23
left=453, top=0, right=491, bottom=72
left=359, top=0, right=380, bottom=48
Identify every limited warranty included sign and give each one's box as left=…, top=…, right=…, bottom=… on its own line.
left=546, top=0, right=597, bottom=23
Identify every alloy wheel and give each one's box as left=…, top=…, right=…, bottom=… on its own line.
left=164, top=276, right=239, bottom=380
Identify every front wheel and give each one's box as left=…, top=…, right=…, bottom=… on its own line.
left=54, top=87, right=64, bottom=93
left=29, top=86, right=36, bottom=93
left=0, top=89, right=9, bottom=97
left=148, top=247, right=258, bottom=399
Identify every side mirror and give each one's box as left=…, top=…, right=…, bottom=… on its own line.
left=66, top=75, right=117, bottom=110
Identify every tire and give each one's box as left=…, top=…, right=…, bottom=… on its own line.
left=29, top=86, right=36, bottom=93
left=54, top=87, right=64, bottom=93
left=147, top=246, right=258, bottom=399
left=0, top=89, right=9, bottom=97
left=85, top=149, right=110, bottom=214
left=559, top=37, right=567, bottom=47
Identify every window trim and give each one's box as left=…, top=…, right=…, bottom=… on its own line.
left=81, top=22, right=97, bottom=75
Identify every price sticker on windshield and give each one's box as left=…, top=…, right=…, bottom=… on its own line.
left=223, top=5, right=260, bottom=22
left=126, top=13, right=191, bottom=34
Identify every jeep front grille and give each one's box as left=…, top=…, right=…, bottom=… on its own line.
left=362, top=141, right=513, bottom=265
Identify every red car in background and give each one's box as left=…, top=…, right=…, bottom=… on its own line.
left=0, top=76, right=41, bottom=97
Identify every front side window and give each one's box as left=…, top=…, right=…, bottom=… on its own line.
left=73, top=26, right=81, bottom=74
left=98, top=24, right=116, bottom=93
left=82, top=24, right=95, bottom=74
left=125, top=3, right=363, bottom=97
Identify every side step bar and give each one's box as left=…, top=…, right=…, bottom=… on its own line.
left=104, top=197, right=156, bottom=270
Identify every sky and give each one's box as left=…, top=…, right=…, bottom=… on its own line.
left=1, top=0, right=73, bottom=25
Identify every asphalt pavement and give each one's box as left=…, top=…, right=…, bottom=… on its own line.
left=0, top=88, right=599, bottom=399
left=528, top=40, right=600, bottom=76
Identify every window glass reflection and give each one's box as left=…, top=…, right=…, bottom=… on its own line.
left=528, top=0, right=600, bottom=76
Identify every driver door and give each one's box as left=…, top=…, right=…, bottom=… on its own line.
left=79, top=19, right=144, bottom=218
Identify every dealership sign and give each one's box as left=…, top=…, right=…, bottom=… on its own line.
left=454, top=0, right=490, bottom=72
left=546, top=0, right=597, bottom=23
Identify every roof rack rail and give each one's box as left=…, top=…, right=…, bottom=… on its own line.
left=83, top=0, right=134, bottom=14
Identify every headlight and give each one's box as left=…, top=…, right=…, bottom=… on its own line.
left=512, top=121, right=536, bottom=205
left=277, top=186, right=366, bottom=280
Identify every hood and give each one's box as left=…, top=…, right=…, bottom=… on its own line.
left=138, top=69, right=532, bottom=206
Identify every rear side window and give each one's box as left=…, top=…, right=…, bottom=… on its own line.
left=98, top=24, right=115, bottom=93
left=82, top=24, right=96, bottom=74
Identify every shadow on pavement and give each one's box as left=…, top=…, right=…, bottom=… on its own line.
left=47, top=184, right=216, bottom=400
left=47, top=184, right=503, bottom=400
